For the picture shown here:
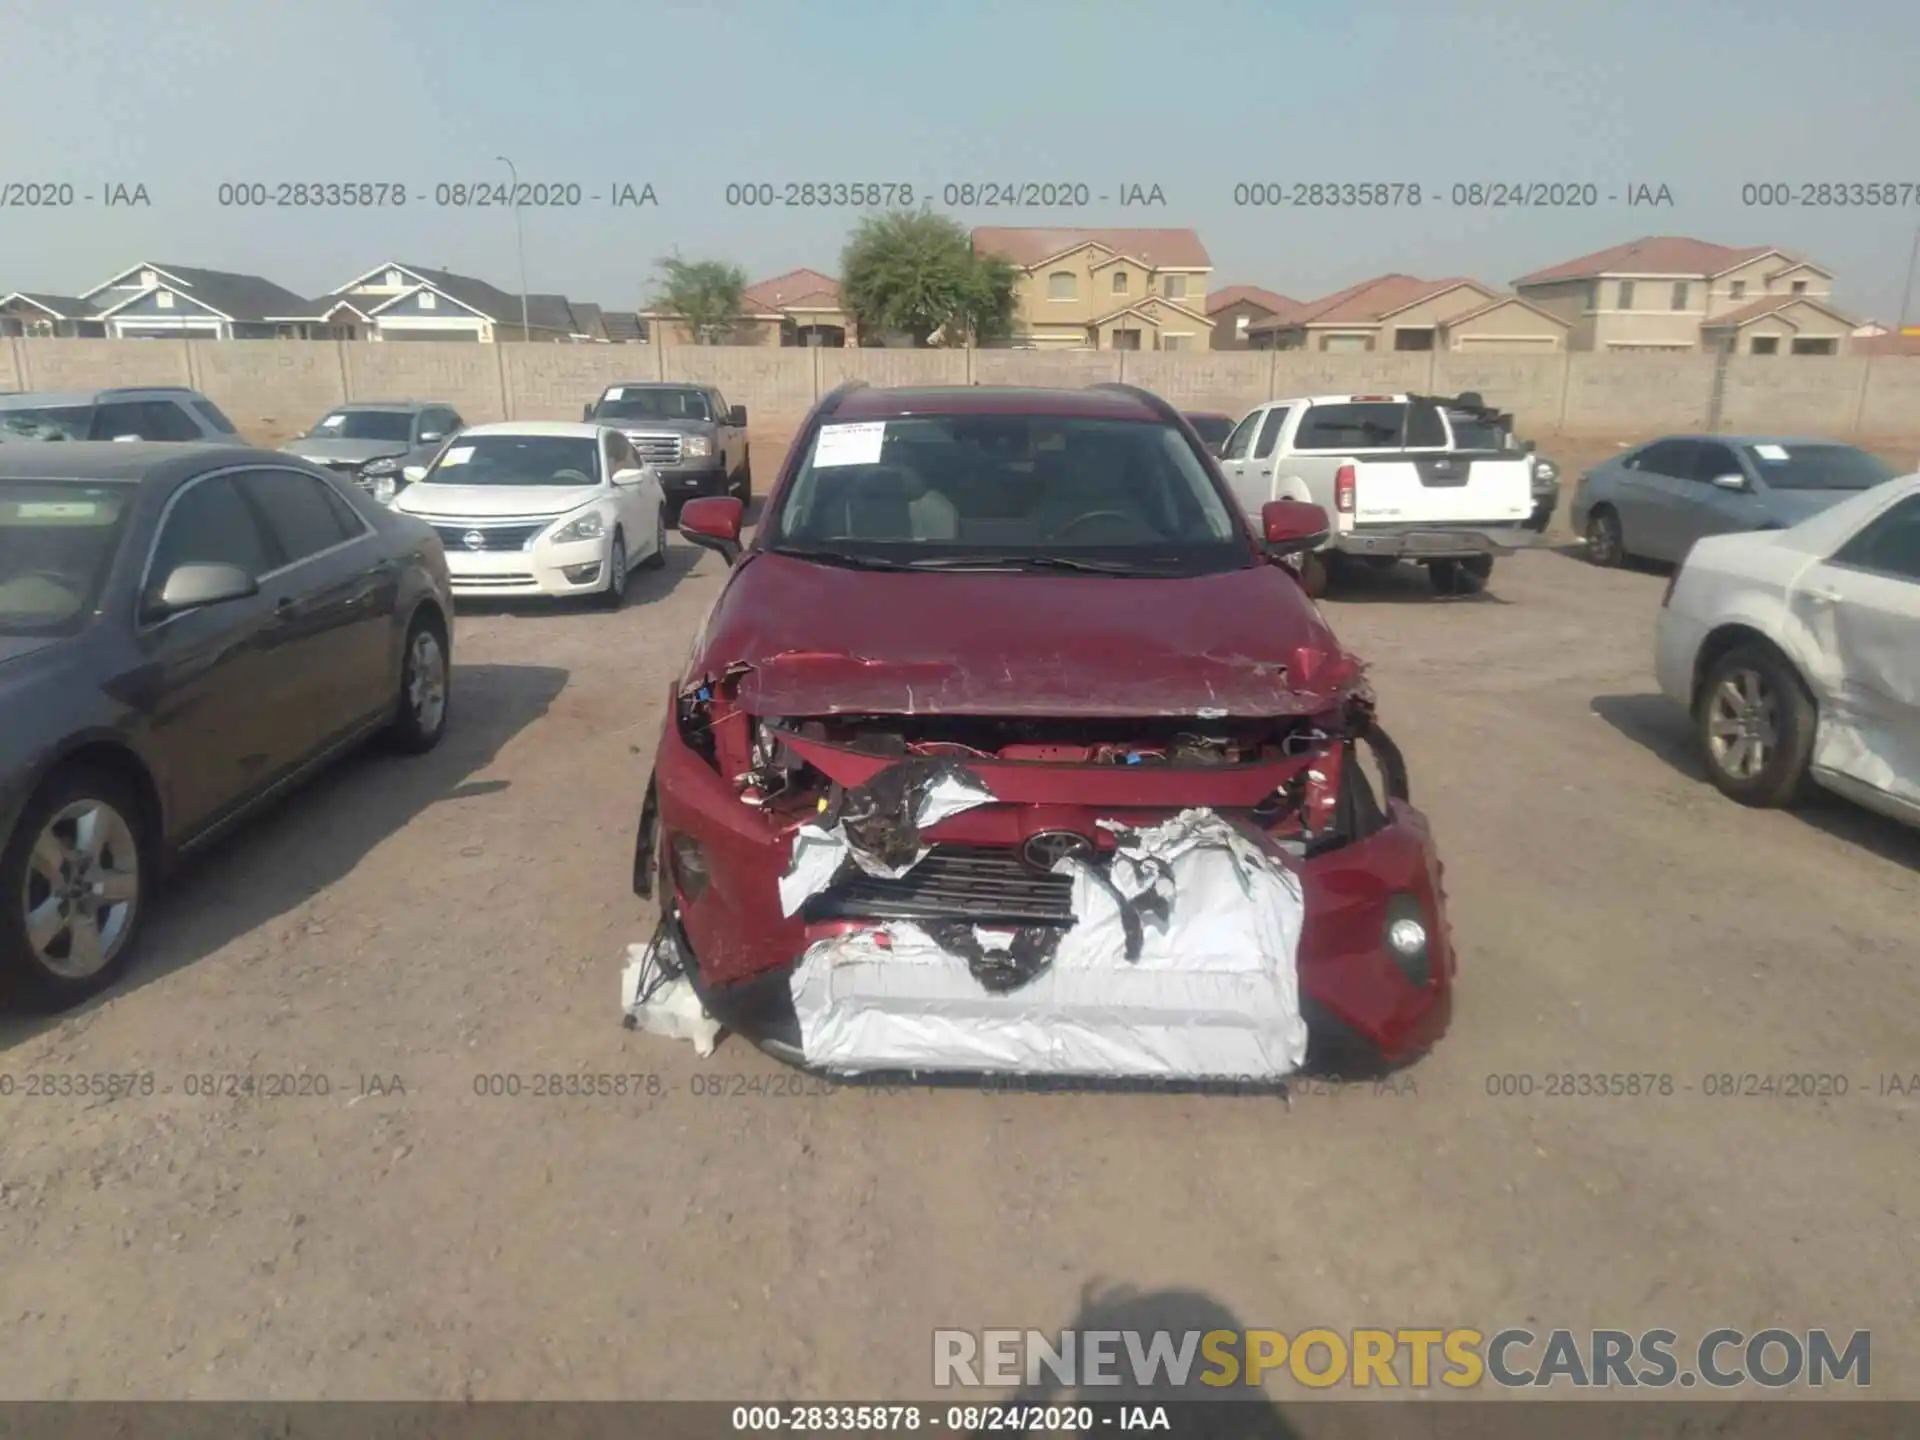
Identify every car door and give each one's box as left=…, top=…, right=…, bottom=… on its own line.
left=606, top=431, right=660, bottom=552
left=136, top=471, right=293, bottom=834
left=1216, top=407, right=1265, bottom=516
left=1666, top=439, right=1768, bottom=556
left=1242, top=405, right=1295, bottom=506
left=233, top=466, right=395, bottom=752
left=89, top=400, right=188, bottom=443
left=1619, top=440, right=1697, bottom=561
left=1792, top=492, right=1920, bottom=811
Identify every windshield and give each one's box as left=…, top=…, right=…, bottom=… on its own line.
left=309, top=409, right=416, bottom=442
left=1743, top=443, right=1898, bottom=492
left=0, top=405, right=95, bottom=442
left=1185, top=415, right=1234, bottom=446
left=764, top=413, right=1247, bottom=576
left=421, top=435, right=602, bottom=487
left=0, top=480, right=136, bottom=635
left=590, top=388, right=712, bottom=423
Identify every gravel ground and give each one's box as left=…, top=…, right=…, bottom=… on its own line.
left=1, top=504, right=1916, bottom=1407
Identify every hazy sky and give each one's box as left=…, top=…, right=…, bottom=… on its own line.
left=6, top=0, right=1919, bottom=320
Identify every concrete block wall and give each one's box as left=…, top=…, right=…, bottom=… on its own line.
left=6, top=338, right=1919, bottom=446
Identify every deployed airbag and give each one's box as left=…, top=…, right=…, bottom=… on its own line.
left=789, top=809, right=1308, bottom=1079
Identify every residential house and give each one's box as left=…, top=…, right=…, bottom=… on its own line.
left=0, top=294, right=107, bottom=338
left=1512, top=236, right=1853, bottom=354
left=1246, top=274, right=1569, bottom=354
left=1205, top=286, right=1297, bottom=350
left=639, top=268, right=855, bottom=346
left=971, top=228, right=1214, bottom=350
left=53, top=263, right=326, bottom=340
left=308, top=263, right=602, bottom=342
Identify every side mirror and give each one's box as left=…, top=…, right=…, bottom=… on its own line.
left=728, top=405, right=748, bottom=427
left=582, top=403, right=595, bottom=422
left=418, top=430, right=444, bottom=444
left=1522, top=439, right=1537, bottom=453
left=152, top=561, right=258, bottom=617
left=1260, top=499, right=1331, bottom=556
left=611, top=465, right=652, bottom=487
left=678, top=495, right=745, bottom=563
left=1711, top=473, right=1748, bottom=491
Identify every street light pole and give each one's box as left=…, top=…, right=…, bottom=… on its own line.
left=1897, top=220, right=1920, bottom=337
left=497, top=155, right=531, bottom=341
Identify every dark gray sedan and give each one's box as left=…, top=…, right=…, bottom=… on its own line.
left=0, top=443, right=454, bottom=1008
left=1571, top=435, right=1900, bottom=566
left=279, top=402, right=466, bottom=505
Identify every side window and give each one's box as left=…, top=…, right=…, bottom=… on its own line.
left=1690, top=443, right=1741, bottom=484
left=1635, top=440, right=1694, bottom=478
left=710, top=391, right=729, bottom=421
left=445, top=411, right=465, bottom=433
left=1252, top=406, right=1291, bottom=460
left=1221, top=410, right=1262, bottom=461
left=235, top=468, right=356, bottom=564
left=143, top=401, right=205, bottom=442
left=1833, top=495, right=1920, bottom=582
left=145, top=474, right=276, bottom=606
left=1404, top=401, right=1447, bottom=448
left=90, top=402, right=151, bottom=440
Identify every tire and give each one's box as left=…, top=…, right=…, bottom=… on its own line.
left=640, top=505, right=667, bottom=571
left=388, top=610, right=450, bottom=754
left=1694, top=643, right=1816, bottom=808
left=598, top=532, right=629, bottom=609
left=730, top=448, right=752, bottom=503
left=1428, top=555, right=1491, bottom=596
left=1, top=766, right=151, bottom=1010
left=1585, top=506, right=1625, bottom=567
left=1363, top=556, right=1399, bottom=572
left=1296, top=550, right=1330, bottom=599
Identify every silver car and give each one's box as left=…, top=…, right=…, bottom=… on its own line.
left=1571, top=435, right=1900, bottom=567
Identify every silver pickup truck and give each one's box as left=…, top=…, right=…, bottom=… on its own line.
left=1215, top=392, right=1538, bottom=595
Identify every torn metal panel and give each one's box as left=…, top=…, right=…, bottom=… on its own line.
left=778, top=759, right=996, bottom=916
left=789, top=809, right=1308, bottom=1079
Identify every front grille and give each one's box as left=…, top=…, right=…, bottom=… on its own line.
left=803, top=845, right=1076, bottom=928
left=450, top=572, right=536, bottom=587
left=430, top=521, right=549, bottom=552
left=624, top=432, right=683, bottom=464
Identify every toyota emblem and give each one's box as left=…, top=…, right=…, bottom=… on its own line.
left=463, top=530, right=487, bottom=551
left=1020, top=830, right=1092, bottom=874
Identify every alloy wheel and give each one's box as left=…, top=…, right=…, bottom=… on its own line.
left=1587, top=512, right=1622, bottom=566
left=1704, top=667, right=1778, bottom=780
left=21, top=799, right=141, bottom=979
left=407, top=628, right=448, bottom=736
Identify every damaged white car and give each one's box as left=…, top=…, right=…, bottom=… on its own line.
left=1655, top=470, right=1920, bottom=826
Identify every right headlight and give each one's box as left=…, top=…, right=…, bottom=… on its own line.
left=362, top=456, right=401, bottom=476
left=548, top=508, right=607, bottom=545
left=371, top=473, right=398, bottom=505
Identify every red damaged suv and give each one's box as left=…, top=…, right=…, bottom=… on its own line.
left=634, top=382, right=1454, bottom=1077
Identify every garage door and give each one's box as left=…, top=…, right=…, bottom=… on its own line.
left=1321, top=335, right=1370, bottom=354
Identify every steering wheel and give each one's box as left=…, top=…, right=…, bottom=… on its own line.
left=1053, top=509, right=1137, bottom=539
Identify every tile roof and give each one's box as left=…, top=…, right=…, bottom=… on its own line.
left=1204, top=285, right=1296, bottom=317
left=1248, top=274, right=1485, bottom=331
left=972, top=227, right=1211, bottom=270
left=5, top=293, right=99, bottom=318
left=1700, top=295, right=1855, bottom=329
left=1513, top=237, right=1785, bottom=285
left=743, top=268, right=841, bottom=310
left=134, top=264, right=318, bottom=321
left=601, top=312, right=646, bottom=343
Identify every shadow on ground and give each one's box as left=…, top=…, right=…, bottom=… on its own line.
left=1317, top=558, right=1511, bottom=607
left=446, top=540, right=702, bottom=618
left=0, top=661, right=569, bottom=1052
left=983, top=1283, right=1302, bottom=1439
left=1591, top=691, right=1920, bottom=868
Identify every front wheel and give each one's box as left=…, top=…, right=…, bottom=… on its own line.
left=1, top=768, right=150, bottom=1010
left=1295, top=550, right=1330, bottom=599
left=1585, top=507, right=1625, bottom=567
left=730, top=449, right=752, bottom=503
left=1695, top=643, right=1816, bottom=808
left=598, top=533, right=629, bottom=609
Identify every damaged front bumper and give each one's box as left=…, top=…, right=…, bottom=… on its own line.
left=633, top=675, right=1455, bottom=1081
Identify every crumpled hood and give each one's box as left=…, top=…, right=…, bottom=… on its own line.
left=280, top=437, right=409, bottom=465
left=694, top=552, right=1362, bottom=718
left=396, top=483, right=604, bottom=519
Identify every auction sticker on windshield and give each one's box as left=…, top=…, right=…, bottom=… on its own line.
left=14, top=502, right=107, bottom=520
left=1752, top=443, right=1790, bottom=461
left=814, top=422, right=886, bottom=467
left=439, top=445, right=474, bottom=466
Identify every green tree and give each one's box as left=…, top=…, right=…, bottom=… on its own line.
left=652, top=255, right=748, bottom=344
left=840, top=211, right=1019, bottom=347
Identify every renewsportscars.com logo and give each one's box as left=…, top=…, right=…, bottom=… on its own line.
left=932, top=1328, right=1871, bottom=1391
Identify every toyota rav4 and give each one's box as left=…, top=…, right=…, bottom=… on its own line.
left=632, top=382, right=1455, bottom=1081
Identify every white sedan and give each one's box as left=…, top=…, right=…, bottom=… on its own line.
left=394, top=421, right=666, bottom=606
left=1655, top=472, right=1920, bottom=827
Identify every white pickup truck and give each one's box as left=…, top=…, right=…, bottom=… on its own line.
left=1215, top=393, right=1538, bottom=595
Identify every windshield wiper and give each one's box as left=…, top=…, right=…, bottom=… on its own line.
left=899, top=553, right=1183, bottom=576
left=768, top=545, right=921, bottom=572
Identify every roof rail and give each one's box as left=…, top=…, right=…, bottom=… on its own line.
left=817, top=379, right=869, bottom=418
left=101, top=385, right=196, bottom=396
left=1086, top=381, right=1181, bottom=425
